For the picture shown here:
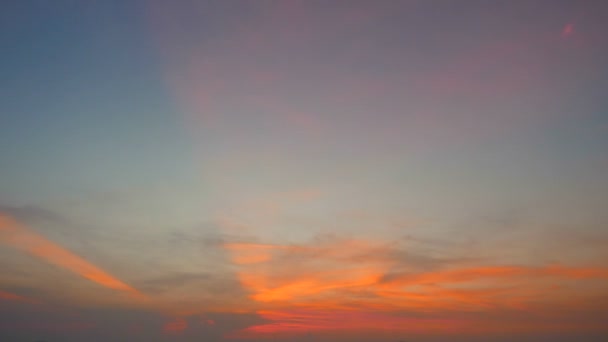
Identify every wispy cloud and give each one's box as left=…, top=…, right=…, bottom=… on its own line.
left=223, top=235, right=608, bottom=337
left=0, top=213, right=144, bottom=298
left=0, top=289, right=39, bottom=305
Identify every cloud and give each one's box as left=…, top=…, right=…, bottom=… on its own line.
left=231, top=309, right=461, bottom=337
left=163, top=316, right=188, bottom=334
left=381, top=265, right=608, bottom=288
left=224, top=243, right=287, bottom=265
left=0, top=213, right=144, bottom=298
left=0, top=205, right=69, bottom=226
left=220, top=234, right=608, bottom=337
left=0, top=289, right=39, bottom=305
left=137, top=272, right=213, bottom=294
left=224, top=237, right=391, bottom=303
left=0, top=288, right=269, bottom=342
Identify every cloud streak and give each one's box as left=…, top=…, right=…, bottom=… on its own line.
left=0, top=213, right=144, bottom=298
left=0, top=289, right=39, bottom=305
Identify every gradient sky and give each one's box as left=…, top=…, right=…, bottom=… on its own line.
left=1, top=1, right=608, bottom=341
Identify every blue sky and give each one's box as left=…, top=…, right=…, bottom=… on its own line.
left=1, top=1, right=198, bottom=203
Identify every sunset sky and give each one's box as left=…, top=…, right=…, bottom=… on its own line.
left=1, top=1, right=608, bottom=341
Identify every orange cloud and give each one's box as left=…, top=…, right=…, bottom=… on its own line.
left=252, top=265, right=383, bottom=303
left=223, top=243, right=289, bottom=265
left=376, top=265, right=608, bottom=312
left=225, top=239, right=390, bottom=304
left=224, top=237, right=608, bottom=337
left=0, top=213, right=144, bottom=297
left=230, top=309, right=463, bottom=338
left=0, top=289, right=39, bottom=305
left=382, top=265, right=608, bottom=289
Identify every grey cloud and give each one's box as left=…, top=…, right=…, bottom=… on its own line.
left=135, top=271, right=248, bottom=302
left=0, top=299, right=266, bottom=342
left=0, top=204, right=71, bottom=226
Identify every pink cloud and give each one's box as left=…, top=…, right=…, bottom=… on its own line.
left=163, top=316, right=188, bottom=334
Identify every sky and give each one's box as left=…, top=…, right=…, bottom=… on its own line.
left=1, top=0, right=608, bottom=341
